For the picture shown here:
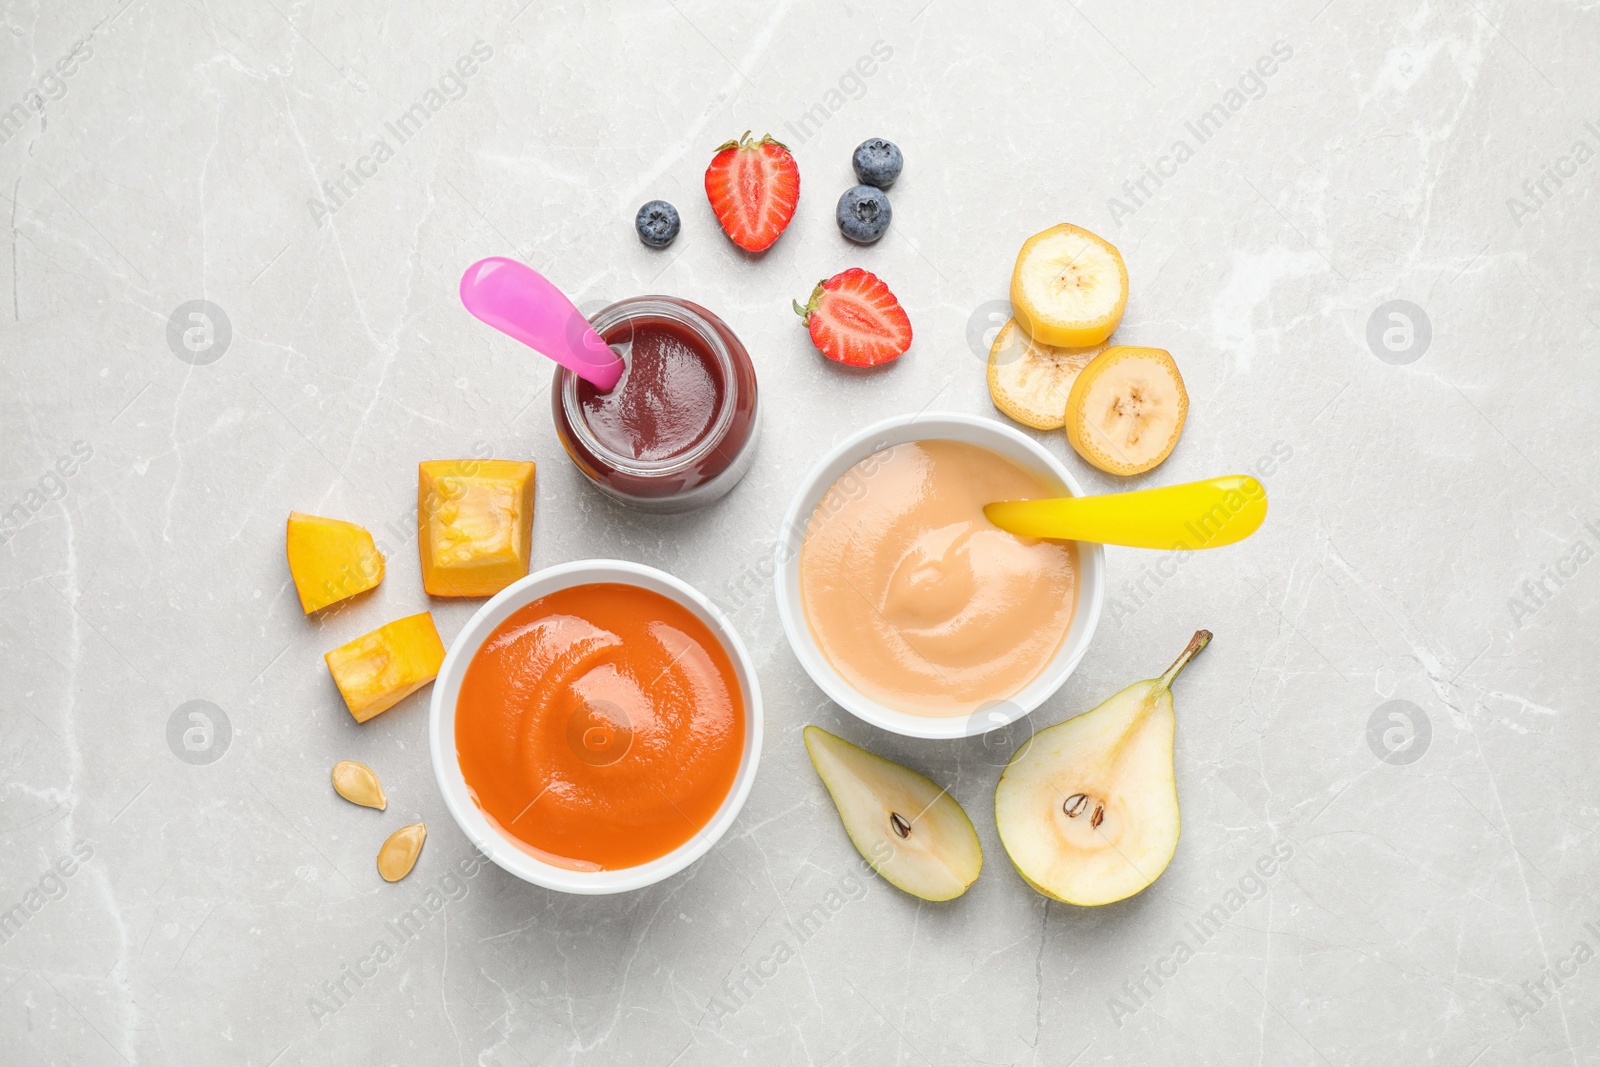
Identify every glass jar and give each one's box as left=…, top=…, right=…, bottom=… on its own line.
left=552, top=296, right=759, bottom=513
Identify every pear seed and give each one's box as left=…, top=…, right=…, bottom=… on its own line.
left=1090, top=804, right=1104, bottom=829
left=331, top=760, right=387, bottom=810
left=377, top=823, right=426, bottom=882
left=889, top=812, right=911, bottom=838
left=1063, top=793, right=1089, bottom=818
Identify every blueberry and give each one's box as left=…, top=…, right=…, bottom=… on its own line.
left=852, top=138, right=903, bottom=189
left=635, top=200, right=680, bottom=247
left=836, top=185, right=892, bottom=244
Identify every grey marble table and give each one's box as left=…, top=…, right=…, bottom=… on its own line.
left=3, top=0, right=1597, bottom=1064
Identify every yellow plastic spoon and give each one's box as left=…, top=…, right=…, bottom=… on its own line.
left=984, top=475, right=1267, bottom=550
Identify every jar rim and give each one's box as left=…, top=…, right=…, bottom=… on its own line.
left=557, top=297, right=738, bottom=478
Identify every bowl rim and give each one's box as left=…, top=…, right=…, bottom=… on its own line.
left=772, top=411, right=1105, bottom=740
left=428, top=558, right=764, bottom=894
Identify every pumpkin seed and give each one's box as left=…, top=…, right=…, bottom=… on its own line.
left=377, top=823, right=426, bottom=882
left=331, top=760, right=387, bottom=810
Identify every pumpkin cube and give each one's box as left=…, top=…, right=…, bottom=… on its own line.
left=324, top=612, right=446, bottom=723
left=417, top=460, right=536, bottom=597
left=286, top=512, right=385, bottom=614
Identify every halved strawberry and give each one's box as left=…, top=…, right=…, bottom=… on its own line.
left=793, top=269, right=912, bottom=367
left=704, top=132, right=800, bottom=252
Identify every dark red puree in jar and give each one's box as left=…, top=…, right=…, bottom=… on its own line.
left=577, top=316, right=723, bottom=461
left=552, top=296, right=759, bottom=513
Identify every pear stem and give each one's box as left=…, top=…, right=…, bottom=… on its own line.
left=1157, top=629, right=1212, bottom=690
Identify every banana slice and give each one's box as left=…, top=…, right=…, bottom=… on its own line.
left=987, top=318, right=1106, bottom=430
left=1064, top=346, right=1188, bottom=475
left=1010, top=224, right=1128, bottom=347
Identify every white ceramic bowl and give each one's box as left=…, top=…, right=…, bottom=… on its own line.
left=429, top=559, right=763, bottom=894
left=773, top=412, right=1105, bottom=740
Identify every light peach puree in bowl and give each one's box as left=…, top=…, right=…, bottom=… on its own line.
left=798, top=439, right=1078, bottom=717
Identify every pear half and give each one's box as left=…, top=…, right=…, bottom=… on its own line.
left=804, top=726, right=982, bottom=901
left=995, top=631, right=1211, bottom=906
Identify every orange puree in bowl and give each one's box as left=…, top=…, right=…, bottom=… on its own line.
left=456, top=583, right=744, bottom=870
left=799, top=440, right=1077, bottom=717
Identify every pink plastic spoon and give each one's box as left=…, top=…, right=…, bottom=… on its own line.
left=459, top=257, right=624, bottom=392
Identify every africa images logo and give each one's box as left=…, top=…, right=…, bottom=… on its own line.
left=166, top=700, right=232, bottom=765
left=166, top=300, right=231, bottom=365
left=1106, top=840, right=1296, bottom=1026
left=1505, top=118, right=1600, bottom=229
left=1105, top=41, right=1294, bottom=226
left=307, top=41, right=494, bottom=227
